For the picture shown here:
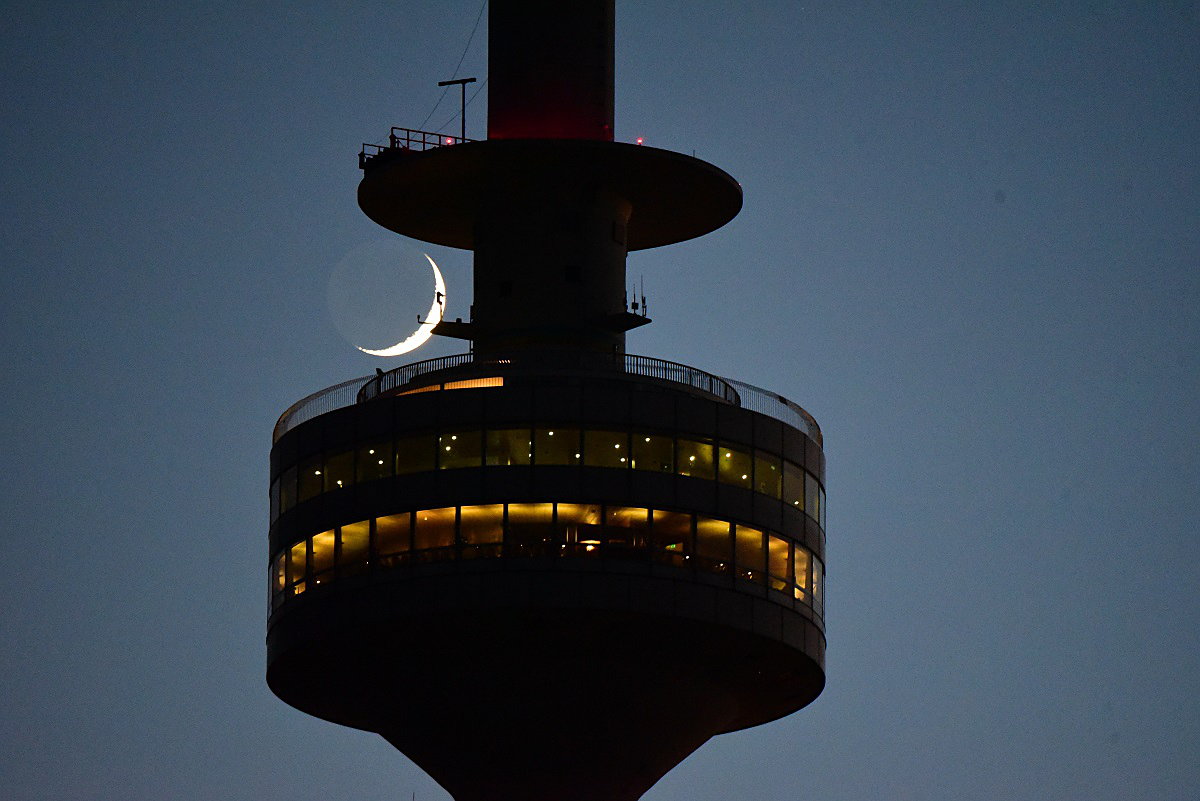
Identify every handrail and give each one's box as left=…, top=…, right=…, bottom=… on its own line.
left=725, top=379, right=822, bottom=446
left=275, top=353, right=819, bottom=445
left=359, top=126, right=475, bottom=169
left=272, top=375, right=372, bottom=443
left=358, top=352, right=477, bottom=401
left=355, top=351, right=740, bottom=406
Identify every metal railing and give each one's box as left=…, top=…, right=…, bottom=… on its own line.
left=359, top=126, right=474, bottom=169
left=355, top=351, right=740, bottom=406
left=272, top=375, right=372, bottom=443
left=274, top=353, right=818, bottom=444
left=726, top=379, right=822, bottom=446
left=358, top=352, right=477, bottom=402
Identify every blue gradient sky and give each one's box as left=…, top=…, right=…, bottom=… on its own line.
left=2, top=2, right=1197, bottom=799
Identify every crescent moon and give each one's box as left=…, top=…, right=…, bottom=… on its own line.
left=356, top=254, right=446, bottom=357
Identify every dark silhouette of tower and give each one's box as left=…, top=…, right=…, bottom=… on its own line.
left=267, top=3, right=825, bottom=799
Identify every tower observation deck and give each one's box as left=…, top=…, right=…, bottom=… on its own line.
left=266, top=3, right=826, bottom=800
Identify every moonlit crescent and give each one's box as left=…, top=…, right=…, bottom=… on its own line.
left=356, top=254, right=446, bottom=357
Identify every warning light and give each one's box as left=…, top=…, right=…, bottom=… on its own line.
left=635, top=136, right=644, bottom=145
left=445, top=137, right=453, bottom=145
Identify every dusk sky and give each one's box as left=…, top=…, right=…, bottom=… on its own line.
left=2, top=2, right=1198, bottom=799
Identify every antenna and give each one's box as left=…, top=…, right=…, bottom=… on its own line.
left=437, top=77, right=477, bottom=141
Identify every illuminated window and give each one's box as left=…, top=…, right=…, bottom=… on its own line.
left=311, top=530, right=336, bottom=580
left=269, top=559, right=284, bottom=612
left=357, top=440, right=394, bottom=483
left=460, top=504, right=503, bottom=558
left=793, top=546, right=810, bottom=603
left=584, top=430, right=629, bottom=468
left=632, top=434, right=673, bottom=472
left=395, top=384, right=440, bottom=396
left=339, top=520, right=370, bottom=576
left=676, top=438, right=715, bottom=480
left=805, top=472, right=820, bottom=523
left=695, top=516, right=731, bottom=573
left=783, top=460, right=805, bottom=512
left=486, top=428, right=532, bottom=466
left=279, top=465, right=297, bottom=513
left=604, top=506, right=648, bottom=549
left=650, top=509, right=692, bottom=566
left=439, top=430, right=482, bottom=470
left=288, top=539, right=308, bottom=589
left=413, top=507, right=456, bottom=553
left=754, top=451, right=782, bottom=499
left=734, top=525, right=765, bottom=584
left=324, top=450, right=354, bottom=492
left=272, top=552, right=286, bottom=596
left=767, top=535, right=790, bottom=592
left=376, top=512, right=412, bottom=561
left=297, top=455, right=323, bottom=503
left=395, top=433, right=436, bottom=474
left=556, top=502, right=602, bottom=551
left=535, top=427, right=581, bottom=465
left=507, top=502, right=554, bottom=556
left=444, top=376, right=504, bottom=390
left=717, top=444, right=753, bottom=488
left=813, top=558, right=824, bottom=616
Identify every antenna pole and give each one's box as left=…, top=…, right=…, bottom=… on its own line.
left=438, top=77, right=477, bottom=141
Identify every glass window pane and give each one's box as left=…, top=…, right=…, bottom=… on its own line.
left=819, top=486, right=827, bottom=529
left=677, top=438, right=715, bottom=480
left=813, top=558, right=824, bottom=615
left=718, top=444, right=753, bottom=488
left=376, top=513, right=412, bottom=559
left=288, top=540, right=307, bottom=587
left=311, top=530, right=336, bottom=580
left=460, top=504, right=504, bottom=559
left=357, top=440, right=394, bottom=483
left=784, top=460, right=805, bottom=512
left=440, top=430, right=482, bottom=470
left=805, top=471, right=819, bottom=522
left=324, top=450, right=354, bottom=491
left=535, top=427, right=581, bottom=465
left=632, top=434, right=673, bottom=472
left=269, top=478, right=280, bottom=524
left=414, top=507, right=456, bottom=552
left=695, top=516, right=731, bottom=573
left=279, top=465, right=297, bottom=513
left=734, top=525, right=765, bottom=584
left=396, top=433, right=436, bottom=475
left=768, top=535, right=790, bottom=592
left=339, top=520, right=370, bottom=576
left=556, top=502, right=602, bottom=553
left=794, top=546, right=810, bottom=603
left=584, top=430, right=629, bottom=468
left=486, top=428, right=532, bottom=466
left=297, top=455, right=323, bottom=503
left=754, top=451, right=782, bottom=499
left=507, top=502, right=555, bottom=556
left=272, top=552, right=286, bottom=593
left=604, top=506, right=648, bottom=549
left=651, top=509, right=692, bottom=566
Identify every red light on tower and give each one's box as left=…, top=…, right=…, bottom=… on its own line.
left=445, top=137, right=453, bottom=145
left=636, top=136, right=644, bottom=145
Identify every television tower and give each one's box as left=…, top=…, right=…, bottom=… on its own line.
left=267, top=3, right=826, bottom=799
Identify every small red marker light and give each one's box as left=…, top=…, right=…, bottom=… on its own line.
left=445, top=137, right=453, bottom=145
left=636, top=136, right=644, bottom=145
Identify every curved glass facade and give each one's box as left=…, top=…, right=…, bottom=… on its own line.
left=271, top=424, right=826, bottom=528
left=270, top=502, right=825, bottom=619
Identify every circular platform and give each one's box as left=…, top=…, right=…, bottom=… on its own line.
left=357, top=139, right=743, bottom=251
